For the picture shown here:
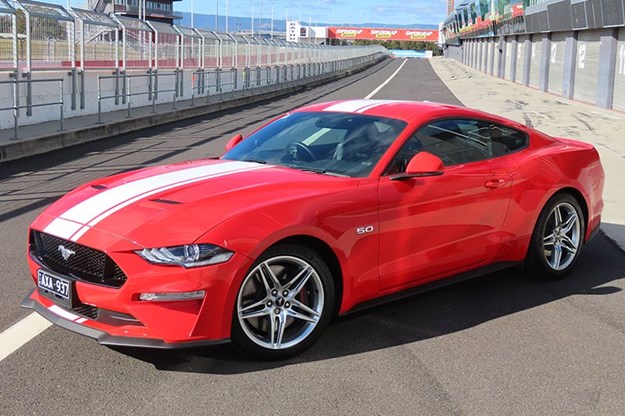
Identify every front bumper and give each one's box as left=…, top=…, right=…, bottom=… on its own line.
left=25, top=223, right=256, bottom=346
left=21, top=289, right=229, bottom=349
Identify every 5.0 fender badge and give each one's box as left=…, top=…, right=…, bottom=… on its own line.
left=356, top=225, right=374, bottom=235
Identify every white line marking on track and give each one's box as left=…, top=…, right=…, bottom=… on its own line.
left=0, top=312, right=52, bottom=362
left=507, top=99, right=525, bottom=107
left=591, top=111, right=620, bottom=120
left=529, top=110, right=552, bottom=119
left=364, top=58, right=408, bottom=99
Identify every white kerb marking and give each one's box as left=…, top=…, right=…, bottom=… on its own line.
left=364, top=58, right=408, bottom=99
left=0, top=313, right=52, bottom=362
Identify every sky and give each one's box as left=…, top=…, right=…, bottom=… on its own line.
left=46, top=0, right=448, bottom=26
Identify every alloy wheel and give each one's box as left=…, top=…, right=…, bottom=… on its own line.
left=236, top=255, right=325, bottom=350
left=542, top=202, right=581, bottom=271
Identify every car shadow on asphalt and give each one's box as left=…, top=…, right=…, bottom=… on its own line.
left=110, top=232, right=625, bottom=374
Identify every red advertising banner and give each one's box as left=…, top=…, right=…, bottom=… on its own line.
left=327, top=27, right=439, bottom=42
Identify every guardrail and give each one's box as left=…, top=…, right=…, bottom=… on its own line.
left=1, top=50, right=388, bottom=138
left=97, top=72, right=181, bottom=123
left=0, top=78, right=64, bottom=140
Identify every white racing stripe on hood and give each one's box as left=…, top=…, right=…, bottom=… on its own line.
left=322, top=100, right=376, bottom=113
left=43, top=218, right=84, bottom=240
left=322, top=100, right=403, bottom=114
left=43, top=161, right=266, bottom=242
left=355, top=100, right=401, bottom=113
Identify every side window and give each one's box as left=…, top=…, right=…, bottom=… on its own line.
left=452, top=119, right=528, bottom=157
left=416, top=119, right=493, bottom=165
left=486, top=123, right=528, bottom=156
left=385, top=118, right=528, bottom=174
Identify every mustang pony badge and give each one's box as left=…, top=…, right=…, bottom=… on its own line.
left=57, top=245, right=76, bottom=261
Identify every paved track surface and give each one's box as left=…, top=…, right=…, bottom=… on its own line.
left=1, top=59, right=624, bottom=415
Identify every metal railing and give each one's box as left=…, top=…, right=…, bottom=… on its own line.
left=0, top=78, right=64, bottom=140
left=0, top=0, right=389, bottom=136
left=97, top=72, right=180, bottom=123
left=2, top=50, right=387, bottom=139
left=190, top=68, right=243, bottom=105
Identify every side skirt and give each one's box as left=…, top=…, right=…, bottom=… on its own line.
left=342, top=261, right=522, bottom=316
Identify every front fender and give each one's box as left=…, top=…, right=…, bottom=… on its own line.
left=197, top=181, right=381, bottom=336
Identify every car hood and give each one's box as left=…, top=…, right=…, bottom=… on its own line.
left=37, top=159, right=354, bottom=249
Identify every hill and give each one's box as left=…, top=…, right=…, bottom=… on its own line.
left=179, top=13, right=439, bottom=32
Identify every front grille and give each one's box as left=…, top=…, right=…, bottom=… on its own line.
left=30, top=230, right=127, bottom=288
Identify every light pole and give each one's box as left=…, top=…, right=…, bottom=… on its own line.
left=226, top=0, right=229, bottom=33
left=191, top=0, right=194, bottom=28
left=215, top=0, right=219, bottom=31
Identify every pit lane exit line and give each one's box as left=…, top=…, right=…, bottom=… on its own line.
left=364, top=58, right=408, bottom=99
left=0, top=313, right=51, bottom=362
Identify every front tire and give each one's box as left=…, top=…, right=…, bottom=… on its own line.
left=231, top=243, right=335, bottom=360
left=526, top=193, right=585, bottom=279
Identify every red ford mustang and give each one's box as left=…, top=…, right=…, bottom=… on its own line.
left=22, top=100, right=604, bottom=359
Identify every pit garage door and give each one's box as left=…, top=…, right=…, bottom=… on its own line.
left=573, top=30, right=601, bottom=104
left=469, top=41, right=475, bottom=67
left=495, top=38, right=504, bottom=77
left=614, top=28, right=625, bottom=111
left=529, top=35, right=542, bottom=88
left=516, top=35, right=528, bottom=84
left=548, top=32, right=567, bottom=95
left=487, top=38, right=495, bottom=75
left=481, top=39, right=488, bottom=72
left=472, top=40, right=478, bottom=69
left=505, top=37, right=514, bottom=80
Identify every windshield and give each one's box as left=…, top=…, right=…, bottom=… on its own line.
left=222, top=112, right=407, bottom=178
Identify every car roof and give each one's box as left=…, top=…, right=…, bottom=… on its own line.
left=294, top=100, right=528, bottom=130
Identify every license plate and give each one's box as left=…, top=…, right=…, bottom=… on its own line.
left=37, top=269, right=74, bottom=307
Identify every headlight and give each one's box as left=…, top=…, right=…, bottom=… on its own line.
left=136, top=244, right=234, bottom=268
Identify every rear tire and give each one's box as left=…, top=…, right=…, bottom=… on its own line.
left=231, top=243, right=335, bottom=360
left=526, top=193, right=585, bottom=279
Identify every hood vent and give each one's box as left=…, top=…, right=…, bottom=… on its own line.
left=150, top=198, right=183, bottom=205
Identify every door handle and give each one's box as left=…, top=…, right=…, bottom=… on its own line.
left=484, top=178, right=507, bottom=189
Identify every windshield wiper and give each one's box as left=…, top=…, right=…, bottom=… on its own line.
left=242, top=158, right=267, bottom=164
left=286, top=165, right=348, bottom=177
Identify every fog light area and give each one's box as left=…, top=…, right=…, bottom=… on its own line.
left=139, top=290, right=206, bottom=302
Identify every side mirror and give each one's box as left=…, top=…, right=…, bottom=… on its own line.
left=391, top=152, right=445, bottom=181
left=225, top=134, right=243, bottom=151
